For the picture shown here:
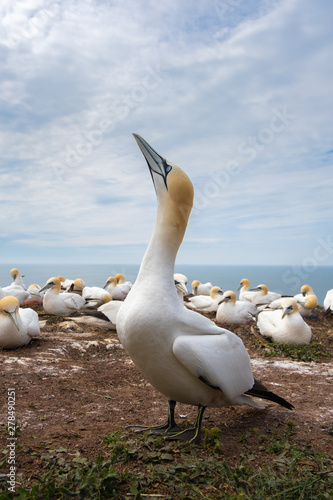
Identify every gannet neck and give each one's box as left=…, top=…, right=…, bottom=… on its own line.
left=135, top=149, right=193, bottom=287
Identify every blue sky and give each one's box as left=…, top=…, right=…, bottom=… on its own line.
left=0, top=0, right=332, bottom=267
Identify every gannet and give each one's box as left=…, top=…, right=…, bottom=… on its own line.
left=185, top=286, right=224, bottom=313
left=174, top=273, right=188, bottom=301
left=68, top=279, right=112, bottom=307
left=103, top=276, right=130, bottom=300
left=116, top=134, right=293, bottom=443
left=257, top=298, right=312, bottom=345
left=0, top=296, right=40, bottom=349
left=237, top=278, right=251, bottom=301
left=216, top=290, right=257, bottom=326
left=191, top=280, right=212, bottom=296
left=22, top=284, right=44, bottom=306
left=247, top=284, right=281, bottom=306
left=324, top=288, right=333, bottom=312
left=40, top=277, right=86, bottom=315
left=0, top=284, right=29, bottom=305
left=9, top=268, right=27, bottom=290
left=296, top=295, right=318, bottom=318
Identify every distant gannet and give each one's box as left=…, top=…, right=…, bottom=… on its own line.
left=0, top=296, right=40, bottom=349
left=116, top=134, right=293, bottom=443
left=9, top=268, right=27, bottom=290
left=68, top=279, right=112, bottom=307
left=40, top=277, right=86, bottom=315
left=324, top=288, right=333, bottom=312
left=191, top=280, right=212, bottom=296
left=257, top=298, right=312, bottom=345
left=103, top=276, right=130, bottom=300
left=247, top=284, right=281, bottom=306
left=237, top=278, right=251, bottom=301
left=185, top=286, right=224, bottom=313
left=174, top=273, right=188, bottom=301
left=216, top=290, right=257, bottom=326
left=1, top=284, right=30, bottom=305
left=22, top=284, right=44, bottom=306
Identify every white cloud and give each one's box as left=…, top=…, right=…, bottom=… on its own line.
left=0, top=0, right=332, bottom=265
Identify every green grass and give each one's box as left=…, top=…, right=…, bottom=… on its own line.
left=254, top=338, right=331, bottom=362
left=1, top=423, right=332, bottom=499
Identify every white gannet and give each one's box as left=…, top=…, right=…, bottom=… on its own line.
left=257, top=298, right=312, bottom=345
left=237, top=278, right=251, bottom=301
left=216, top=290, right=257, bottom=326
left=294, top=294, right=318, bottom=318
left=68, top=279, right=112, bottom=307
left=0, top=296, right=40, bottom=349
left=191, top=279, right=212, bottom=296
left=174, top=273, right=188, bottom=302
left=8, top=267, right=27, bottom=290
left=185, top=286, right=224, bottom=313
left=116, top=134, right=293, bottom=443
left=247, top=284, right=281, bottom=306
left=40, top=277, right=86, bottom=315
left=103, top=276, right=130, bottom=300
left=324, top=288, right=333, bottom=312
left=0, top=284, right=29, bottom=305
left=22, top=284, right=44, bottom=306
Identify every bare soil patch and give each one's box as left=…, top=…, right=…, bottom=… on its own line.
left=1, top=307, right=332, bottom=486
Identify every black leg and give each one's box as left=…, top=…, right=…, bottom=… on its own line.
left=164, top=405, right=206, bottom=444
left=126, top=399, right=181, bottom=435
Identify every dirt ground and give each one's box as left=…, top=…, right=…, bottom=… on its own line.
left=1, top=305, right=332, bottom=486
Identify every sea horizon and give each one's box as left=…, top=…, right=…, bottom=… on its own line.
left=1, top=263, right=332, bottom=305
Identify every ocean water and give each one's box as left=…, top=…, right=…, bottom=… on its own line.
left=0, top=263, right=332, bottom=305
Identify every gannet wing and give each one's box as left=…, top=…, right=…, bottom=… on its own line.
left=98, top=300, right=123, bottom=323
left=173, top=333, right=254, bottom=402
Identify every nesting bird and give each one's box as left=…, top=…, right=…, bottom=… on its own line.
left=257, top=298, right=312, bottom=345
left=40, top=277, right=86, bottom=315
left=0, top=296, right=40, bottom=349
left=191, top=280, right=212, bottom=296
left=116, top=134, right=293, bottom=443
left=216, top=290, right=257, bottom=326
left=185, top=286, right=224, bottom=313
left=103, top=276, right=131, bottom=300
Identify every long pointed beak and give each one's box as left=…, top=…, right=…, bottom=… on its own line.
left=10, top=310, right=19, bottom=331
left=133, top=134, right=171, bottom=187
left=39, top=282, right=53, bottom=293
left=175, top=281, right=188, bottom=295
left=250, top=287, right=261, bottom=291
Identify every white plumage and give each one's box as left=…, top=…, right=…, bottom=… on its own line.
left=324, top=288, right=333, bottom=312
left=40, top=277, right=86, bottom=315
left=257, top=298, right=312, bottom=345
left=191, top=280, right=212, bottom=296
left=0, top=296, right=40, bottom=349
left=185, top=286, right=224, bottom=313
left=216, top=290, right=257, bottom=325
left=116, top=134, right=292, bottom=443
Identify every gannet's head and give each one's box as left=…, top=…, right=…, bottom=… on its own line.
left=250, top=284, right=268, bottom=295
left=238, top=278, right=250, bottom=291
left=115, top=273, right=125, bottom=284
left=220, top=290, right=237, bottom=304
left=71, top=279, right=86, bottom=292
left=0, top=296, right=20, bottom=330
left=103, top=276, right=117, bottom=289
left=10, top=268, right=20, bottom=280
left=281, top=298, right=299, bottom=318
left=133, top=134, right=194, bottom=240
left=40, top=277, right=62, bottom=293
left=301, top=284, right=314, bottom=296
left=298, top=295, right=317, bottom=309
left=191, top=279, right=201, bottom=295
left=210, top=286, right=224, bottom=300
left=58, top=276, right=65, bottom=282
left=174, top=273, right=188, bottom=295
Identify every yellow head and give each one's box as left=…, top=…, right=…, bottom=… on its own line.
left=238, top=278, right=250, bottom=291
left=0, top=296, right=20, bottom=329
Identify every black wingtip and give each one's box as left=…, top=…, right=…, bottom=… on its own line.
left=245, top=379, right=294, bottom=410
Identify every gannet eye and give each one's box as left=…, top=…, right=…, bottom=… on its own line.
left=165, top=164, right=172, bottom=175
